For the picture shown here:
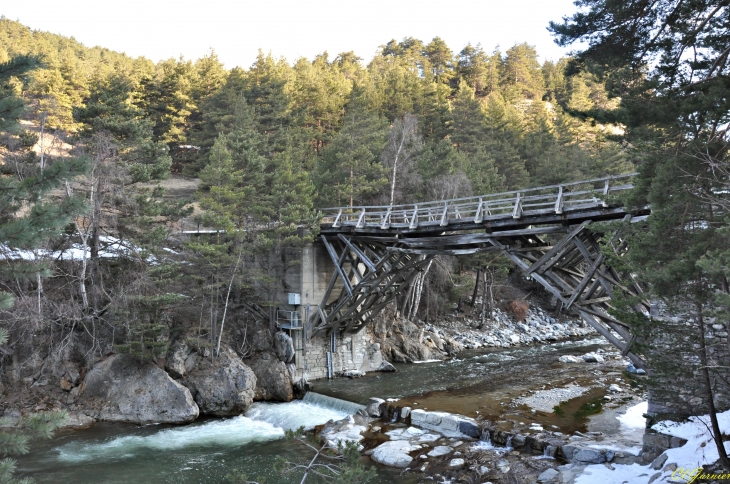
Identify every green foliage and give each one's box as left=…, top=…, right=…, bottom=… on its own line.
left=0, top=410, right=66, bottom=484
left=313, top=89, right=389, bottom=207
left=0, top=53, right=87, bottom=309
left=281, top=426, right=376, bottom=484
left=552, top=0, right=730, bottom=463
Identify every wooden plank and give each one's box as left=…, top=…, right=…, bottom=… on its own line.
left=495, top=241, right=568, bottom=303
left=440, top=203, right=449, bottom=226
left=388, top=246, right=500, bottom=256
left=579, top=305, right=631, bottom=328
left=566, top=254, right=606, bottom=309
left=332, top=209, right=343, bottom=227
left=380, top=207, right=392, bottom=229
left=512, top=193, right=522, bottom=218
left=537, top=244, right=580, bottom=275
left=578, top=310, right=628, bottom=354
left=409, top=206, right=419, bottom=229
left=399, top=225, right=567, bottom=248
left=474, top=198, right=484, bottom=223
left=554, top=186, right=563, bottom=214
left=321, top=236, right=353, bottom=297
left=577, top=296, right=612, bottom=305
left=526, top=222, right=589, bottom=275
left=355, top=208, right=366, bottom=228
left=337, top=234, right=377, bottom=272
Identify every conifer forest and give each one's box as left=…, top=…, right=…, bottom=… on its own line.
left=0, top=1, right=729, bottom=481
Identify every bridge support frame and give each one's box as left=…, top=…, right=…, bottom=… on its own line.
left=311, top=235, right=433, bottom=336
left=491, top=223, right=648, bottom=369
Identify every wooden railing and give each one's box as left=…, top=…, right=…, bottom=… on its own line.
left=320, top=173, right=636, bottom=230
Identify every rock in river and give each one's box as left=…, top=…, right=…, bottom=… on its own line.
left=371, top=440, right=416, bottom=468
left=80, top=354, right=199, bottom=424
left=183, top=346, right=257, bottom=416
left=247, top=352, right=293, bottom=402
left=274, top=331, right=295, bottom=363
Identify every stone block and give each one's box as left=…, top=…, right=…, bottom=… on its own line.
left=560, top=444, right=577, bottom=460
left=458, top=420, right=480, bottom=438
left=425, top=411, right=443, bottom=426
left=573, top=448, right=606, bottom=464
left=439, top=413, right=460, bottom=432
left=670, top=436, right=687, bottom=448
left=537, top=468, right=559, bottom=483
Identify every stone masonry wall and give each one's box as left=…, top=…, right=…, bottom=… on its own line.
left=290, top=328, right=376, bottom=381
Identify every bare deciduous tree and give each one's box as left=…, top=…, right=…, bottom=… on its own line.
left=381, top=113, right=422, bottom=206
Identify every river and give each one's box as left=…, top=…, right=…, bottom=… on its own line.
left=15, top=337, right=615, bottom=483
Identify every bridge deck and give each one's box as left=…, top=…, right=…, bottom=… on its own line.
left=320, top=174, right=643, bottom=237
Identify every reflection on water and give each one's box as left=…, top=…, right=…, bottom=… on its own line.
left=312, top=337, right=608, bottom=405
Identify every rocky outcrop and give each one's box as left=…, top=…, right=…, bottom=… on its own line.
left=247, top=352, right=293, bottom=402
left=409, top=409, right=480, bottom=438
left=371, top=440, right=416, bottom=468
left=80, top=354, right=199, bottom=424
left=443, top=307, right=595, bottom=349
left=182, top=346, right=257, bottom=416
left=274, top=331, right=295, bottom=363
left=373, top=316, right=461, bottom=364
left=165, top=341, right=192, bottom=379
left=358, top=343, right=396, bottom=373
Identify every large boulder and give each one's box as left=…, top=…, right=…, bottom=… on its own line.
left=273, top=332, right=295, bottom=363
left=370, top=440, right=416, bottom=468
left=80, top=354, right=199, bottom=424
left=165, top=341, right=191, bottom=379
left=182, top=346, right=257, bottom=416
left=247, top=352, right=293, bottom=402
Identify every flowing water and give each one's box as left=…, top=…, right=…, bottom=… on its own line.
left=15, top=337, right=613, bottom=482
left=312, top=336, right=617, bottom=432
left=16, top=398, right=410, bottom=484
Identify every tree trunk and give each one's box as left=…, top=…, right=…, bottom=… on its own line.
left=411, top=260, right=433, bottom=321
left=697, top=301, right=730, bottom=469
left=471, top=269, right=481, bottom=307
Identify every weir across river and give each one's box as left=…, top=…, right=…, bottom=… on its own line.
left=309, top=173, right=651, bottom=370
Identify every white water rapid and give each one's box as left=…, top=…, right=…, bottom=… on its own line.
left=56, top=396, right=355, bottom=463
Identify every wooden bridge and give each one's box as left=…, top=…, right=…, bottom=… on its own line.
left=312, top=173, right=651, bottom=369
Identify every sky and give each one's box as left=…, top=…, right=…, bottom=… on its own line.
left=1, top=0, right=583, bottom=67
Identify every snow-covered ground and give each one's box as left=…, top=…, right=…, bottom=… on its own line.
left=0, top=236, right=157, bottom=262
left=575, top=402, right=730, bottom=483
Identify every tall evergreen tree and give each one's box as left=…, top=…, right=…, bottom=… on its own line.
left=552, top=0, right=730, bottom=466
left=313, top=88, right=389, bottom=207
left=0, top=55, right=86, bottom=309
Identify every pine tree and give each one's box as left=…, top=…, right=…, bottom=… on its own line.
left=552, top=0, right=730, bottom=467
left=0, top=54, right=76, bottom=484
left=313, top=88, right=389, bottom=207
left=501, top=43, right=545, bottom=102
left=0, top=55, right=86, bottom=309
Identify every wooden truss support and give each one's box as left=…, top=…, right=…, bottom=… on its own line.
left=314, top=219, right=649, bottom=370
left=489, top=225, right=648, bottom=370
left=312, top=236, right=434, bottom=336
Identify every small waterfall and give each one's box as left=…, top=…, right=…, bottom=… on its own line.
left=302, top=392, right=366, bottom=415
left=543, top=444, right=557, bottom=459
left=505, top=435, right=513, bottom=450
left=480, top=428, right=492, bottom=444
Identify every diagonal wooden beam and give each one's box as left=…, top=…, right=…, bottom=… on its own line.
left=527, top=222, right=590, bottom=275
left=338, top=234, right=377, bottom=272
left=566, top=254, right=605, bottom=309
left=321, top=236, right=353, bottom=297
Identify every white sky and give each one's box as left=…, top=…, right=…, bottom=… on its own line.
left=1, top=0, right=581, bottom=68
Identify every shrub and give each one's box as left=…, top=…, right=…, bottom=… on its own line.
left=507, top=300, right=528, bottom=321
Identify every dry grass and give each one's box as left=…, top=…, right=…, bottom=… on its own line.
left=507, top=300, right=529, bottom=321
